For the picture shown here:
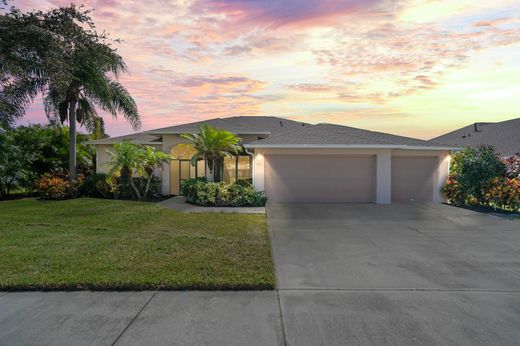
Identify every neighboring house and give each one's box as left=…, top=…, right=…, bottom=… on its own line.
left=89, top=116, right=457, bottom=204
left=431, top=118, right=520, bottom=157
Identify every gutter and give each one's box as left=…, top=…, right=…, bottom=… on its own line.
left=86, top=141, right=163, bottom=145
left=146, top=130, right=272, bottom=135
left=243, top=144, right=461, bottom=151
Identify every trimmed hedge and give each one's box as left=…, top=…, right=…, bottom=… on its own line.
left=181, top=178, right=266, bottom=207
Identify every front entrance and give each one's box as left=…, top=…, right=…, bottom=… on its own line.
left=170, top=159, right=206, bottom=195
left=169, top=144, right=252, bottom=195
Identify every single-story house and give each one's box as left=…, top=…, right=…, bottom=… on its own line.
left=89, top=116, right=457, bottom=204
left=431, top=117, right=520, bottom=157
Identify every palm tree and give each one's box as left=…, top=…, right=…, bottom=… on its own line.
left=1, top=4, right=140, bottom=182
left=181, top=125, right=241, bottom=182
left=107, top=141, right=169, bottom=200
left=44, top=44, right=140, bottom=181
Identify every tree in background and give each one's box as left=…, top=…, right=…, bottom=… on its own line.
left=0, top=131, right=30, bottom=198
left=0, top=124, right=95, bottom=198
left=0, top=4, right=140, bottom=182
left=181, top=125, right=241, bottom=182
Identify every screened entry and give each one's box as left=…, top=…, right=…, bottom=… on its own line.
left=170, top=144, right=252, bottom=195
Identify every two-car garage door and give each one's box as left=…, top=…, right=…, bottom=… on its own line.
left=264, top=154, right=438, bottom=203
left=265, top=155, right=376, bottom=203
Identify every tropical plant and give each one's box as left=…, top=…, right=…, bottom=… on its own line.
left=504, top=155, right=520, bottom=179
left=35, top=171, right=71, bottom=200
left=483, top=177, right=520, bottom=212
left=8, top=124, right=95, bottom=179
left=180, top=125, right=241, bottom=182
left=107, top=141, right=169, bottom=200
left=0, top=132, right=30, bottom=198
left=1, top=4, right=140, bottom=183
left=449, top=145, right=506, bottom=204
left=441, top=173, right=464, bottom=206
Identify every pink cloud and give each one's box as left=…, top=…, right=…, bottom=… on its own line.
left=192, top=0, right=388, bottom=28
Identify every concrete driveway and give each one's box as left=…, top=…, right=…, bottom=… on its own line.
left=268, top=202, right=520, bottom=345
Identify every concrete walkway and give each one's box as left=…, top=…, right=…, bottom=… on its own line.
left=158, top=196, right=265, bottom=214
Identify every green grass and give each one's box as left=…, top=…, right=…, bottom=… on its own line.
left=0, top=198, right=274, bottom=290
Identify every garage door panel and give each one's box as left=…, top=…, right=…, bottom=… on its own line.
left=392, top=156, right=437, bottom=202
left=265, top=155, right=375, bottom=203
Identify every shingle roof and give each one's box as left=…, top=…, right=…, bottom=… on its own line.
left=87, top=132, right=161, bottom=145
left=431, top=118, right=520, bottom=156
left=146, top=116, right=308, bottom=135
left=246, top=123, right=457, bottom=149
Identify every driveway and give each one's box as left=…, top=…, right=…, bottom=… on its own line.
left=268, top=202, right=520, bottom=345
left=1, top=203, right=519, bottom=345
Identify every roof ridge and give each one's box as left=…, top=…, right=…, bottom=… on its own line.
left=318, top=123, right=432, bottom=145
left=316, top=123, right=395, bottom=145
left=248, top=123, right=313, bottom=145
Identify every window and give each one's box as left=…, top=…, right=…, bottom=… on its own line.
left=237, top=156, right=251, bottom=181
left=223, top=156, right=252, bottom=184
left=223, top=157, right=236, bottom=183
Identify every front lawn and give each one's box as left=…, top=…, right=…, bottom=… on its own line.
left=0, top=198, right=274, bottom=290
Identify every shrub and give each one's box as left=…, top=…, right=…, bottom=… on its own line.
left=80, top=173, right=161, bottom=200
left=483, top=177, right=520, bottom=212
left=80, top=173, right=110, bottom=198
left=441, top=174, right=464, bottom=206
left=180, top=177, right=207, bottom=203
left=0, top=133, right=31, bottom=198
left=448, top=145, right=506, bottom=204
left=181, top=178, right=266, bottom=207
left=504, top=155, right=520, bottom=179
left=36, top=172, right=70, bottom=200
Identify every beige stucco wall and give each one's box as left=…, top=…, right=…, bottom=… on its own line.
left=251, top=147, right=451, bottom=204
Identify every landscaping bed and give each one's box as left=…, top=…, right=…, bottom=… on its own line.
left=0, top=198, right=274, bottom=290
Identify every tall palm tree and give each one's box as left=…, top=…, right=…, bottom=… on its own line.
left=44, top=43, right=140, bottom=181
left=1, top=4, right=140, bottom=181
left=181, top=125, right=241, bottom=182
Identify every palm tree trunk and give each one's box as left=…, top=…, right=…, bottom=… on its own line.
left=205, top=156, right=214, bottom=182
left=68, top=99, right=78, bottom=182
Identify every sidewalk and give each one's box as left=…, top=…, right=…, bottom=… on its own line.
left=0, top=291, right=283, bottom=346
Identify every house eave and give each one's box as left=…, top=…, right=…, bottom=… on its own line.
left=87, top=141, right=163, bottom=145
left=244, top=144, right=461, bottom=150
left=146, top=130, right=272, bottom=135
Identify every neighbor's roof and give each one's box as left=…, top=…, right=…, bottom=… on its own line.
left=430, top=118, right=520, bottom=156
left=245, top=123, right=458, bottom=150
left=87, top=132, right=162, bottom=145
left=146, top=116, right=308, bottom=136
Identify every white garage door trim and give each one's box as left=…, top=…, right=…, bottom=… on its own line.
left=265, top=154, right=376, bottom=203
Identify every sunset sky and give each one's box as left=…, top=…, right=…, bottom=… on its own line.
left=17, top=0, right=520, bottom=139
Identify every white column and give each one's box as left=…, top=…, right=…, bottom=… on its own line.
left=376, top=150, right=392, bottom=204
